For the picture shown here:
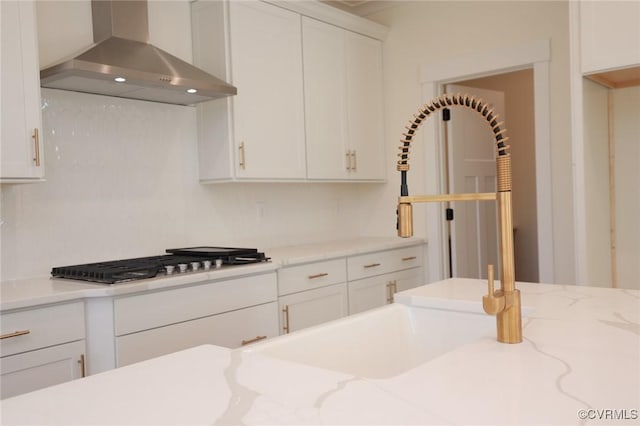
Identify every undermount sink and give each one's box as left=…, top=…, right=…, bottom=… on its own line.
left=243, top=302, right=494, bottom=379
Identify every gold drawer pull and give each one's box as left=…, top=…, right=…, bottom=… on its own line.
left=241, top=335, right=267, bottom=346
left=308, top=272, right=329, bottom=279
left=386, top=280, right=397, bottom=303
left=78, top=354, right=86, bottom=377
left=364, top=263, right=381, bottom=268
left=402, top=256, right=417, bottom=261
left=0, top=330, right=31, bottom=339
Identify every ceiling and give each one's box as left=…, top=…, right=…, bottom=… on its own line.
left=322, top=0, right=397, bottom=17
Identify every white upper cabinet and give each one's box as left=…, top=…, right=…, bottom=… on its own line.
left=303, top=17, right=385, bottom=181
left=344, top=30, right=385, bottom=180
left=192, top=0, right=387, bottom=182
left=1, top=1, right=45, bottom=182
left=303, top=18, right=348, bottom=179
left=192, top=0, right=306, bottom=181
left=580, top=1, right=640, bottom=75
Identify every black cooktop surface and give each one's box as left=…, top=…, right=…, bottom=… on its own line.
left=165, top=246, right=259, bottom=257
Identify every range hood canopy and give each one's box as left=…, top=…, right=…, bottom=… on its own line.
left=40, top=0, right=236, bottom=105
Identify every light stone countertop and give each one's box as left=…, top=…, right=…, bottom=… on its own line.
left=0, top=237, right=425, bottom=311
left=1, top=278, right=638, bottom=425
left=266, top=236, right=425, bottom=265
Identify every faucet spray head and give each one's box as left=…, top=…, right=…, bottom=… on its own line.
left=397, top=202, right=413, bottom=237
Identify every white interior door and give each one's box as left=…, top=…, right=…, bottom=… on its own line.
left=446, top=84, right=505, bottom=279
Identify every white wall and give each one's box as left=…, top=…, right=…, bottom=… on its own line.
left=612, top=86, right=640, bottom=289
left=363, top=1, right=575, bottom=284
left=582, top=79, right=612, bottom=287
left=579, top=82, right=639, bottom=290
left=0, top=1, right=387, bottom=280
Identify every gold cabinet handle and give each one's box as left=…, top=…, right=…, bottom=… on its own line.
left=0, top=330, right=31, bottom=339
left=32, top=128, right=40, bottom=167
left=282, top=305, right=290, bottom=334
left=241, top=335, right=267, bottom=346
left=308, top=272, right=328, bottom=280
left=402, top=256, right=417, bottom=262
left=78, top=354, right=86, bottom=377
left=238, top=142, right=246, bottom=169
left=364, top=263, right=381, bottom=269
left=386, top=280, right=397, bottom=303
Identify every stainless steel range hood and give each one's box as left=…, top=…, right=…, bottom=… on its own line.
left=40, top=0, right=236, bottom=105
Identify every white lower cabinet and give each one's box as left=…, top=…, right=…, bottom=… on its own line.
left=112, top=272, right=278, bottom=367
left=277, top=258, right=349, bottom=333
left=116, top=302, right=278, bottom=366
left=278, top=283, right=349, bottom=334
left=0, top=302, right=86, bottom=399
left=0, top=341, right=86, bottom=399
left=347, top=245, right=424, bottom=314
left=348, top=268, right=423, bottom=315
left=275, top=243, right=425, bottom=333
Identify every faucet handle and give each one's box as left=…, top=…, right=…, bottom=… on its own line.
left=483, top=264, right=505, bottom=315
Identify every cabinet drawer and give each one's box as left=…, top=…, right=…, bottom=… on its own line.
left=347, top=245, right=423, bottom=281
left=114, top=273, right=277, bottom=336
left=1, top=302, right=85, bottom=357
left=277, top=258, right=346, bottom=296
left=116, top=302, right=278, bottom=366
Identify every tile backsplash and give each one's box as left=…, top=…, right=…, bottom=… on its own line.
left=0, top=89, right=384, bottom=280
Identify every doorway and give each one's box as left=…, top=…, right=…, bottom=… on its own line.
left=445, top=71, right=539, bottom=283
left=417, top=39, right=552, bottom=284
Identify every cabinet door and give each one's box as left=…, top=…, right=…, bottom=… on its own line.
left=345, top=31, right=385, bottom=180
left=393, top=267, right=424, bottom=293
left=1, top=0, right=44, bottom=180
left=1, top=340, right=85, bottom=399
left=348, top=273, right=393, bottom=315
left=303, top=17, right=349, bottom=180
left=279, top=283, right=348, bottom=334
left=229, top=1, right=306, bottom=179
left=348, top=267, right=424, bottom=315
left=116, top=302, right=278, bottom=367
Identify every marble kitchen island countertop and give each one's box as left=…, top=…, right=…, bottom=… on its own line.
left=1, top=278, right=638, bottom=425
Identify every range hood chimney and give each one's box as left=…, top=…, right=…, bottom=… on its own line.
left=40, top=0, right=236, bottom=105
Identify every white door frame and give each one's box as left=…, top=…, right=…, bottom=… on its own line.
left=417, top=39, right=554, bottom=284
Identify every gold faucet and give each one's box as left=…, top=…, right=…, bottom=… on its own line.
left=396, top=93, right=522, bottom=344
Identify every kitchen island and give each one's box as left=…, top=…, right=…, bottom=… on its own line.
left=1, top=278, right=638, bottom=425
